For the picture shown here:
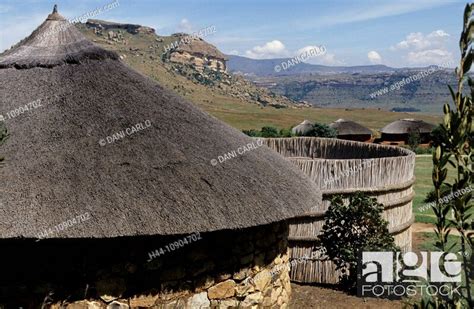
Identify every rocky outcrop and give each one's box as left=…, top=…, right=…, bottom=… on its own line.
left=166, top=35, right=227, bottom=72
left=86, top=19, right=155, bottom=35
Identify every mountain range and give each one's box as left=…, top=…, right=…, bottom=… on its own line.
left=227, top=55, right=456, bottom=113
left=227, top=55, right=397, bottom=76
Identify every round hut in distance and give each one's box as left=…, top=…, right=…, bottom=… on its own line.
left=329, top=119, right=373, bottom=142
left=291, top=120, right=314, bottom=136
left=379, top=118, right=435, bottom=146
left=0, top=7, right=322, bottom=308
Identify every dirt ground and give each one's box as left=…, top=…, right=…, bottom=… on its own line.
left=289, top=283, right=407, bottom=308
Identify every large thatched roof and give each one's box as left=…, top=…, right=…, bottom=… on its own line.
left=291, top=120, right=314, bottom=135
left=381, top=119, right=435, bottom=134
left=329, top=119, right=372, bottom=136
left=0, top=8, right=321, bottom=239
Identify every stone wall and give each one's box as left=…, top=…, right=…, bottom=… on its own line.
left=0, top=221, right=291, bottom=308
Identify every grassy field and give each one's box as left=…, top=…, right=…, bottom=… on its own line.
left=413, top=156, right=437, bottom=224
left=413, top=155, right=470, bottom=224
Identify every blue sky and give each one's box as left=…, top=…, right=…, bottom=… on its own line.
left=0, top=0, right=467, bottom=67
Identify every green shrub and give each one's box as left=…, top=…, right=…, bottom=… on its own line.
left=307, top=123, right=337, bottom=138
left=242, top=129, right=261, bottom=137
left=279, top=128, right=293, bottom=137
left=319, top=192, right=398, bottom=290
left=407, top=130, right=421, bottom=150
left=260, top=126, right=279, bottom=138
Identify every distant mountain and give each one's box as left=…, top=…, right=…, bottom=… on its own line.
left=227, top=55, right=397, bottom=76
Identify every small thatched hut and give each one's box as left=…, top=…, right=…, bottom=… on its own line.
left=0, top=7, right=322, bottom=308
left=291, top=120, right=314, bottom=136
left=379, top=118, right=435, bottom=145
left=264, top=137, right=415, bottom=284
left=329, top=119, right=372, bottom=142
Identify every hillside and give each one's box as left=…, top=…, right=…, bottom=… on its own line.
left=76, top=20, right=442, bottom=131
left=229, top=55, right=456, bottom=114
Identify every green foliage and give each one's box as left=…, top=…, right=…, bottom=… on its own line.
left=426, top=4, right=474, bottom=308
left=424, top=185, right=453, bottom=204
left=260, top=126, right=279, bottom=138
left=319, top=192, right=398, bottom=290
left=242, top=129, right=261, bottom=137
left=407, top=130, right=421, bottom=150
left=430, top=125, right=448, bottom=148
left=279, top=128, right=293, bottom=137
left=307, top=122, right=337, bottom=138
left=242, top=126, right=295, bottom=138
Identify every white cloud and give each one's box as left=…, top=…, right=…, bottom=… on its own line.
left=392, top=29, right=450, bottom=51
left=389, top=29, right=454, bottom=66
left=245, top=40, right=289, bottom=59
left=176, top=18, right=193, bottom=33
left=407, top=49, right=453, bottom=65
left=368, top=51, right=382, bottom=64
left=318, top=53, right=343, bottom=65
left=296, top=45, right=325, bottom=58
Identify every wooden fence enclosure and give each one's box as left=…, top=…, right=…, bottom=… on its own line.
left=263, top=137, right=415, bottom=284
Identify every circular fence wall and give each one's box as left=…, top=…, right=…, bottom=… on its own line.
left=263, top=137, right=416, bottom=284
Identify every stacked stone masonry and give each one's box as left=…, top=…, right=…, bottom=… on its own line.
left=0, top=222, right=292, bottom=308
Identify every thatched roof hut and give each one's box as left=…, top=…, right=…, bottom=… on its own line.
left=0, top=7, right=321, bottom=307
left=329, top=119, right=372, bottom=142
left=380, top=118, right=435, bottom=145
left=291, top=120, right=314, bottom=136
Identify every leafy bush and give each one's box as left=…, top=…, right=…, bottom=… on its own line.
left=319, top=192, right=398, bottom=290
left=242, top=129, right=261, bottom=137
left=279, top=128, right=293, bottom=137
left=423, top=5, right=474, bottom=307
left=307, top=123, right=337, bottom=138
left=407, top=130, right=421, bottom=150
left=260, top=126, right=279, bottom=138
left=424, top=185, right=453, bottom=204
